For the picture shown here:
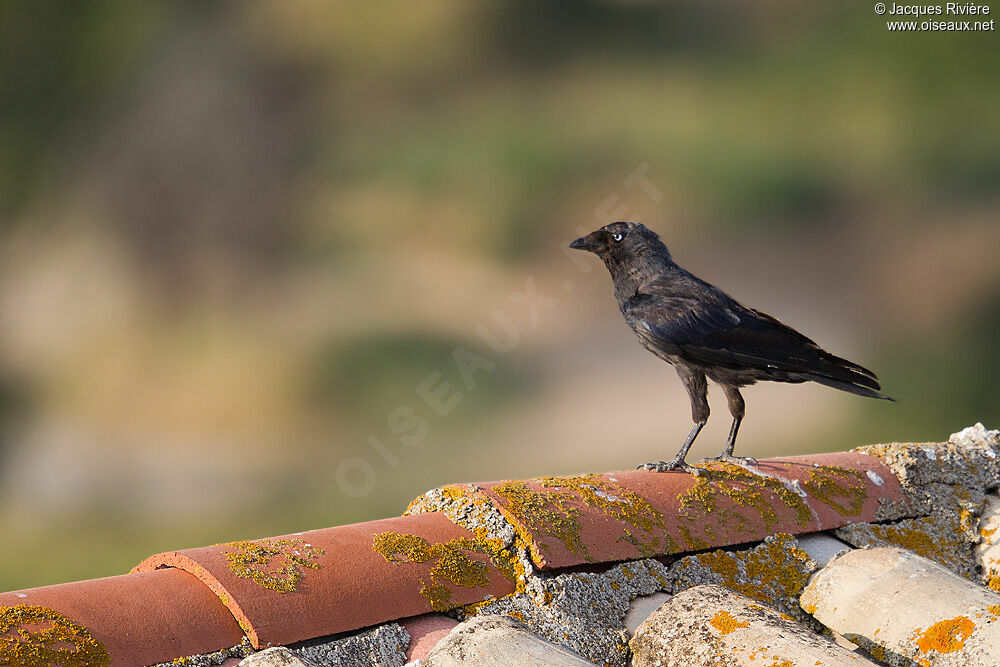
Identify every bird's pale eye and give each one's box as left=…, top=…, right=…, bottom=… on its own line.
left=612, top=232, right=623, bottom=242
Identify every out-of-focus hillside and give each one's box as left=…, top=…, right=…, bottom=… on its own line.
left=1, top=1, right=998, bottom=589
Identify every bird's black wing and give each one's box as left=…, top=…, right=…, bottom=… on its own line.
left=624, top=289, right=887, bottom=398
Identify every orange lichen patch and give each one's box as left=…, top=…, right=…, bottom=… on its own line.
left=221, top=538, right=324, bottom=593
left=708, top=610, right=749, bottom=634
left=988, top=573, right=1000, bottom=594
left=0, top=605, right=111, bottom=667
left=987, top=604, right=1000, bottom=616
left=911, top=616, right=975, bottom=654
left=982, top=526, right=998, bottom=539
left=493, top=475, right=671, bottom=561
left=372, top=532, right=491, bottom=612
left=766, top=660, right=794, bottom=667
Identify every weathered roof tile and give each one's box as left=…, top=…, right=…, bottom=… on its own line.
left=133, top=512, right=516, bottom=649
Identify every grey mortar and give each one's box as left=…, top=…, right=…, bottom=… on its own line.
left=405, top=485, right=536, bottom=592
left=669, top=533, right=819, bottom=623
left=841, top=424, right=1000, bottom=580
left=289, top=623, right=409, bottom=667
left=469, top=558, right=673, bottom=667
left=151, top=638, right=254, bottom=667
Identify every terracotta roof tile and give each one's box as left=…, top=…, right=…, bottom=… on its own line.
left=133, top=512, right=515, bottom=649
left=2, top=427, right=997, bottom=666
left=0, top=568, right=243, bottom=666
left=446, top=451, right=906, bottom=569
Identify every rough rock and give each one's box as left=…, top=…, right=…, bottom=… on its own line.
left=630, top=584, right=875, bottom=667
left=801, top=547, right=1000, bottom=667
left=420, top=615, right=592, bottom=666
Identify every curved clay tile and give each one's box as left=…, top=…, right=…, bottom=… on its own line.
left=399, top=613, right=459, bottom=661
left=447, top=452, right=908, bottom=569
left=133, top=512, right=516, bottom=649
left=0, top=568, right=244, bottom=666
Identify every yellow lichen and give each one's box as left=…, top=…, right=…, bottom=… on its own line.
left=492, top=475, right=671, bottom=562
left=0, top=605, right=111, bottom=667
left=674, top=535, right=813, bottom=608
left=987, top=572, right=1000, bottom=593
left=372, top=532, right=491, bottom=612
left=855, top=516, right=968, bottom=572
left=708, top=610, right=749, bottom=634
left=766, top=660, right=794, bottom=667
left=801, top=465, right=868, bottom=516
left=677, top=463, right=869, bottom=546
left=981, top=526, right=997, bottom=539
left=222, top=538, right=324, bottom=593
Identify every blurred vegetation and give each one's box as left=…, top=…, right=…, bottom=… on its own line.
left=0, top=1, right=997, bottom=590
left=306, top=333, right=532, bottom=419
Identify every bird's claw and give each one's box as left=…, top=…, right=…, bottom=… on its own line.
left=637, top=460, right=704, bottom=476
left=701, top=454, right=759, bottom=467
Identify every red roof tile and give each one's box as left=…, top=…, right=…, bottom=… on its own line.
left=459, top=452, right=905, bottom=569
left=399, top=614, right=459, bottom=661
left=133, top=512, right=516, bottom=649
left=0, top=568, right=243, bottom=666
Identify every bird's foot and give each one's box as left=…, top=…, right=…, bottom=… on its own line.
left=637, top=459, right=704, bottom=476
left=701, top=454, right=759, bottom=468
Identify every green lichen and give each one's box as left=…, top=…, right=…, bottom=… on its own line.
left=492, top=475, right=671, bottom=562
left=0, top=605, right=111, bottom=667
left=372, top=532, right=492, bottom=611
left=222, top=538, right=324, bottom=593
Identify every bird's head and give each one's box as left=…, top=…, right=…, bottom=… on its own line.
left=569, top=221, right=669, bottom=262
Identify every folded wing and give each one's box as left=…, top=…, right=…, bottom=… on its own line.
left=625, top=291, right=889, bottom=400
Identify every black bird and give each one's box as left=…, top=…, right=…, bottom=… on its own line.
left=569, top=221, right=890, bottom=474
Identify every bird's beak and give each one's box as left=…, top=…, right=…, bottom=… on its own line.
left=569, top=232, right=603, bottom=253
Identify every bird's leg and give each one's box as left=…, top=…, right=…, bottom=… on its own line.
left=703, top=385, right=757, bottom=467
left=639, top=369, right=709, bottom=474
left=638, top=420, right=706, bottom=474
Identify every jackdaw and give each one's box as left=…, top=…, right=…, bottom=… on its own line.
left=569, top=221, right=890, bottom=474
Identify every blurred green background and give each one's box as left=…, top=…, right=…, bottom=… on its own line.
left=1, top=1, right=998, bottom=590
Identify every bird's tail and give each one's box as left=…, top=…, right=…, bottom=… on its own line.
left=799, top=350, right=894, bottom=401
left=807, top=375, right=894, bottom=401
